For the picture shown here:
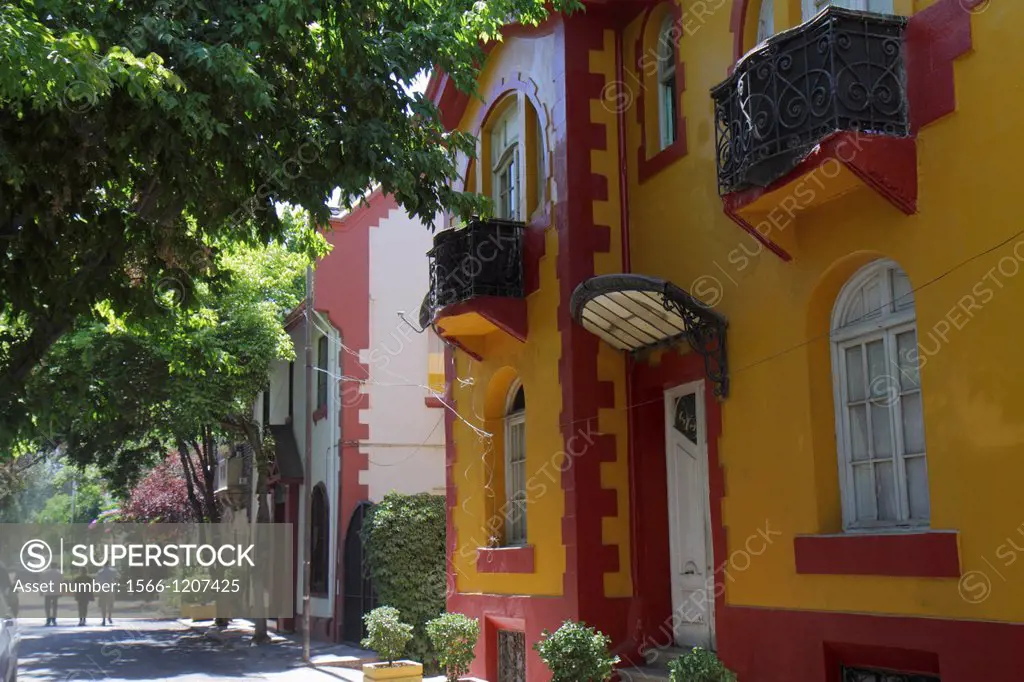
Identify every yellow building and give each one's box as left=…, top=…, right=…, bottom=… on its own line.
left=422, top=1, right=1022, bottom=680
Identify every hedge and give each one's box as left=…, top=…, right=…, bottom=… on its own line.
left=362, top=492, right=447, bottom=670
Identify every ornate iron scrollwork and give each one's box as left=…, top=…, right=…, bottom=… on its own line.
left=422, top=217, right=525, bottom=326
left=570, top=274, right=730, bottom=399
left=659, top=282, right=729, bottom=398
left=711, top=6, right=909, bottom=195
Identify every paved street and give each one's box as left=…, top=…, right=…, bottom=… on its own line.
left=16, top=619, right=338, bottom=681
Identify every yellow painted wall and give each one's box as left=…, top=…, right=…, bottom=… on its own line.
left=448, top=37, right=568, bottom=597
left=624, top=0, right=1024, bottom=623
left=589, top=29, right=633, bottom=599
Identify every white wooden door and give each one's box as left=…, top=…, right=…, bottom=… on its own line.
left=664, top=382, right=714, bottom=649
left=802, top=0, right=893, bottom=21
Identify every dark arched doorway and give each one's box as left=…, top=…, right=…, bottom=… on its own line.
left=342, top=501, right=377, bottom=644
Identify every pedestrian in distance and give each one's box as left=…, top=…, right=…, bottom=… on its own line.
left=43, top=564, right=63, bottom=626
left=95, top=563, right=118, bottom=626
left=72, top=566, right=94, bottom=626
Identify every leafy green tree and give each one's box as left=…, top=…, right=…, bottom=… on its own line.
left=534, top=621, right=619, bottom=682
left=667, top=648, right=737, bottom=682
left=32, top=464, right=115, bottom=525
left=426, top=612, right=480, bottom=682
left=0, top=0, right=579, bottom=431
left=363, top=606, right=415, bottom=666
left=17, top=213, right=314, bottom=511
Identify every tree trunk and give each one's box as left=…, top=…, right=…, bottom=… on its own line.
left=252, top=479, right=271, bottom=644
left=176, top=439, right=207, bottom=523
left=237, top=417, right=272, bottom=645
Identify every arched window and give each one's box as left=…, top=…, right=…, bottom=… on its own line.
left=491, top=103, right=521, bottom=221
left=504, top=381, right=527, bottom=545
left=656, top=15, right=678, bottom=151
left=482, top=94, right=545, bottom=223
left=756, top=0, right=775, bottom=43
left=310, top=484, right=330, bottom=595
left=831, top=260, right=928, bottom=529
left=802, top=0, right=893, bottom=22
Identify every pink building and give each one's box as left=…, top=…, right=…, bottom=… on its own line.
left=260, top=190, right=446, bottom=641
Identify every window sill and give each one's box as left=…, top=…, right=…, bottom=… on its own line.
left=476, top=545, right=534, bottom=574
left=312, top=405, right=328, bottom=423
left=637, top=137, right=687, bottom=185
left=794, top=530, right=959, bottom=578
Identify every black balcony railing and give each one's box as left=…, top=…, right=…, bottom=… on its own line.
left=421, top=217, right=525, bottom=328
left=712, top=7, right=909, bottom=196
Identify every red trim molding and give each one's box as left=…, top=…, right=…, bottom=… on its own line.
left=719, top=605, right=1024, bottom=682
left=722, top=132, right=918, bottom=261
left=906, top=0, right=985, bottom=132
left=435, top=296, right=528, bottom=344
left=794, top=531, right=960, bottom=578
left=476, top=546, right=536, bottom=574
left=424, top=396, right=446, bottom=409
left=312, top=405, right=327, bottom=423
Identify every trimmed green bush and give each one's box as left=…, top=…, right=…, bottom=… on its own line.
left=362, top=492, right=446, bottom=669
left=426, top=612, right=480, bottom=682
left=362, top=606, right=414, bottom=665
left=533, top=620, right=619, bottom=682
left=667, top=647, right=737, bottom=682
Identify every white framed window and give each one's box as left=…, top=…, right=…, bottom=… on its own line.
left=802, top=0, right=894, bottom=21
left=504, top=381, right=527, bottom=546
left=491, top=104, right=521, bottom=221
left=756, top=0, right=775, bottom=43
left=656, top=15, right=677, bottom=151
left=831, top=260, right=928, bottom=530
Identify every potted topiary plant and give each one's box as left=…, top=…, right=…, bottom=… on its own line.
left=533, top=620, right=619, bottom=682
left=667, top=647, right=737, bottom=682
left=426, top=612, right=480, bottom=682
left=361, top=606, right=423, bottom=682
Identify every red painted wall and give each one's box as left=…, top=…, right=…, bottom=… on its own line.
left=318, top=190, right=398, bottom=641
left=719, top=606, right=1024, bottom=682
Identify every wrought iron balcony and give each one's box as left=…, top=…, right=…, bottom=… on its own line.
left=421, top=217, right=525, bottom=330
left=712, top=7, right=909, bottom=196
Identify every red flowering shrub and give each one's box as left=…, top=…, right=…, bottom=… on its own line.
left=121, top=453, right=199, bottom=523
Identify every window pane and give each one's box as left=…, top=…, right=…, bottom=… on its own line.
left=870, top=402, right=893, bottom=458
left=506, top=419, right=527, bottom=545
left=901, top=391, right=925, bottom=454
left=866, top=339, right=891, bottom=400
left=892, top=269, right=915, bottom=312
left=906, top=455, right=930, bottom=520
left=844, top=291, right=865, bottom=328
left=856, top=277, right=884, bottom=325
left=845, top=346, right=865, bottom=402
left=874, top=460, right=897, bottom=521
left=896, top=330, right=920, bottom=390
left=849, top=404, right=869, bottom=461
left=853, top=463, right=876, bottom=521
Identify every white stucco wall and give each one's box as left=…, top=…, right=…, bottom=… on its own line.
left=360, top=208, right=446, bottom=500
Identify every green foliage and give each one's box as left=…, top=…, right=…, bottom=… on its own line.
left=27, top=463, right=115, bottom=524
left=667, top=648, right=737, bottom=682
left=13, top=231, right=310, bottom=494
left=426, top=612, right=480, bottom=682
left=533, top=621, right=620, bottom=682
left=362, top=606, right=414, bottom=665
left=0, top=0, right=581, bottom=434
left=363, top=493, right=447, bottom=670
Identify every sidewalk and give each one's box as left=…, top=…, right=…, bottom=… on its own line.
left=177, top=618, right=379, bottom=677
